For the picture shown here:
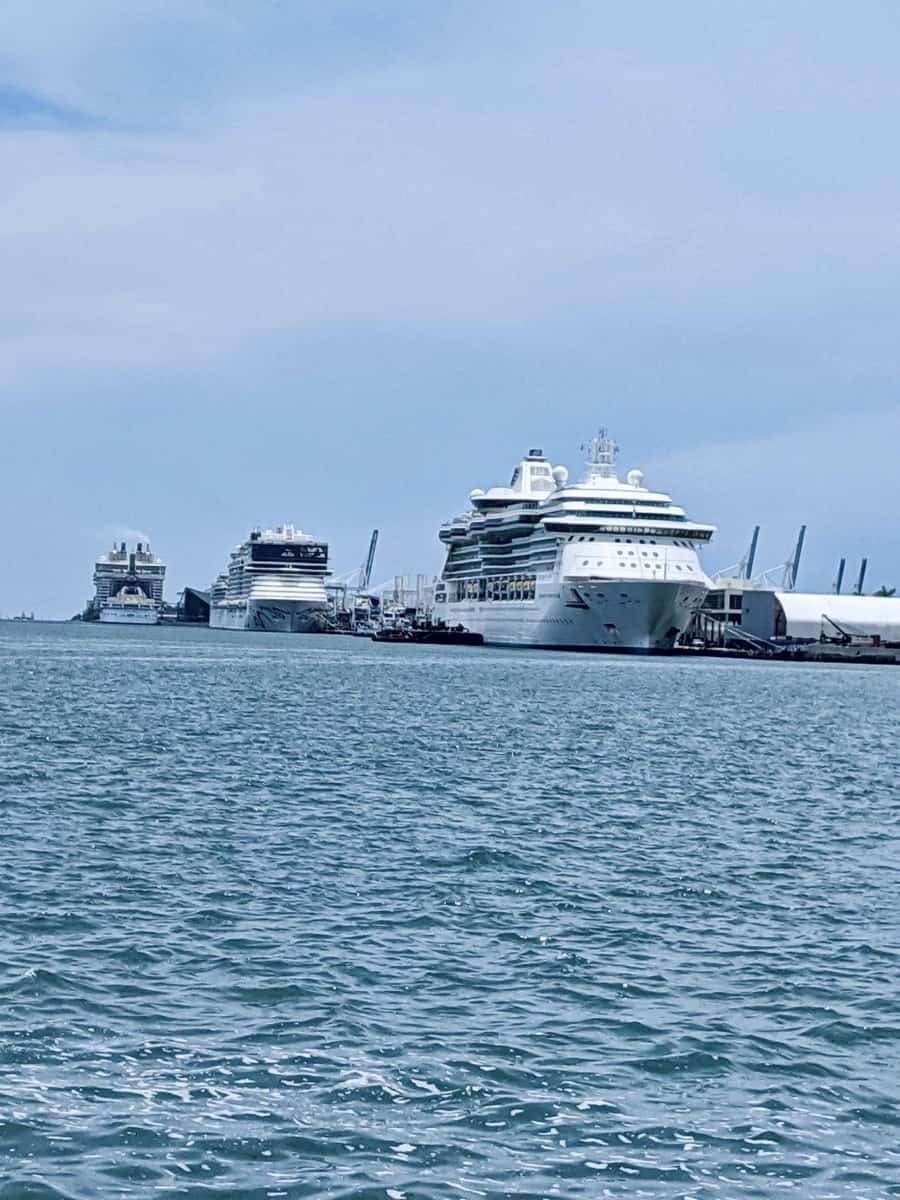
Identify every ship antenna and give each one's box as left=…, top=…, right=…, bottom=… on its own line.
left=581, top=428, right=618, bottom=478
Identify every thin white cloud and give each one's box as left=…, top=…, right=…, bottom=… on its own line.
left=2, top=5, right=900, bottom=390
left=0, top=86, right=897, bottom=389
left=641, top=408, right=900, bottom=585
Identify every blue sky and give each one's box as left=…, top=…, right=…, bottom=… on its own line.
left=2, top=1, right=899, bottom=615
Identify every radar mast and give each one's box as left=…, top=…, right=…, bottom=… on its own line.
left=583, top=428, right=618, bottom=479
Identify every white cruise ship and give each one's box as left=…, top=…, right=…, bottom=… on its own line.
left=210, top=524, right=329, bottom=633
left=433, top=431, right=715, bottom=652
left=93, top=541, right=165, bottom=625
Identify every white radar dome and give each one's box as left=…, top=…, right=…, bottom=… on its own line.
left=552, top=465, right=569, bottom=486
left=469, top=488, right=485, bottom=500
left=626, top=469, right=644, bottom=487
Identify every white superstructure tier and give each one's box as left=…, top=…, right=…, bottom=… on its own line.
left=432, top=430, right=715, bottom=652
left=99, top=585, right=161, bottom=625
left=209, top=524, right=329, bottom=633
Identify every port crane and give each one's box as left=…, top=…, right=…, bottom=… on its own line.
left=359, top=529, right=378, bottom=592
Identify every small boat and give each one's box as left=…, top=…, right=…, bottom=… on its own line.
left=372, top=625, right=483, bottom=646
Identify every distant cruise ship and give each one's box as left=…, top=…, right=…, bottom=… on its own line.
left=210, top=524, right=329, bottom=633
left=93, top=541, right=165, bottom=625
left=433, top=431, right=715, bottom=652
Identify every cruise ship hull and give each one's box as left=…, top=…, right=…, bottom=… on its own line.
left=435, top=579, right=706, bottom=652
left=210, top=598, right=327, bottom=633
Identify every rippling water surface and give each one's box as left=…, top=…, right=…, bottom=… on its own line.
left=2, top=622, right=899, bottom=1199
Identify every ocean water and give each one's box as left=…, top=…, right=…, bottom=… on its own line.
left=1, top=622, right=899, bottom=1200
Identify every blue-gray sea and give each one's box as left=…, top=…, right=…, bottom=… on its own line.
left=2, top=622, right=899, bottom=1199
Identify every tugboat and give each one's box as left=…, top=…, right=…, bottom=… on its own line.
left=372, top=621, right=483, bottom=647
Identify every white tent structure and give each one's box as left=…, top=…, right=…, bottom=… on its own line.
left=775, top=593, right=900, bottom=642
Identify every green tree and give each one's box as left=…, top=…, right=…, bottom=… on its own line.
left=873, top=585, right=896, bottom=597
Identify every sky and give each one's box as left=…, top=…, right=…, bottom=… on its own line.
left=2, top=0, right=899, bottom=616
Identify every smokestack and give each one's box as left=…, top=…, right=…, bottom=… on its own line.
left=128, top=552, right=136, bottom=575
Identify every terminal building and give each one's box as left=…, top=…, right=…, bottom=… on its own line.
left=740, top=591, right=900, bottom=646
left=694, top=526, right=899, bottom=656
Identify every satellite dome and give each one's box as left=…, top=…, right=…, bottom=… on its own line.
left=626, top=469, right=644, bottom=487
left=469, top=488, right=485, bottom=500
left=552, top=465, right=569, bottom=486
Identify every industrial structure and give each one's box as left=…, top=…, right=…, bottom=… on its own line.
left=690, top=525, right=899, bottom=661
left=740, top=591, right=900, bottom=646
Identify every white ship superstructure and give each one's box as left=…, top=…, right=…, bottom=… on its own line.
left=209, top=524, right=329, bottom=633
left=93, top=541, right=165, bottom=625
left=433, top=431, right=715, bottom=652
